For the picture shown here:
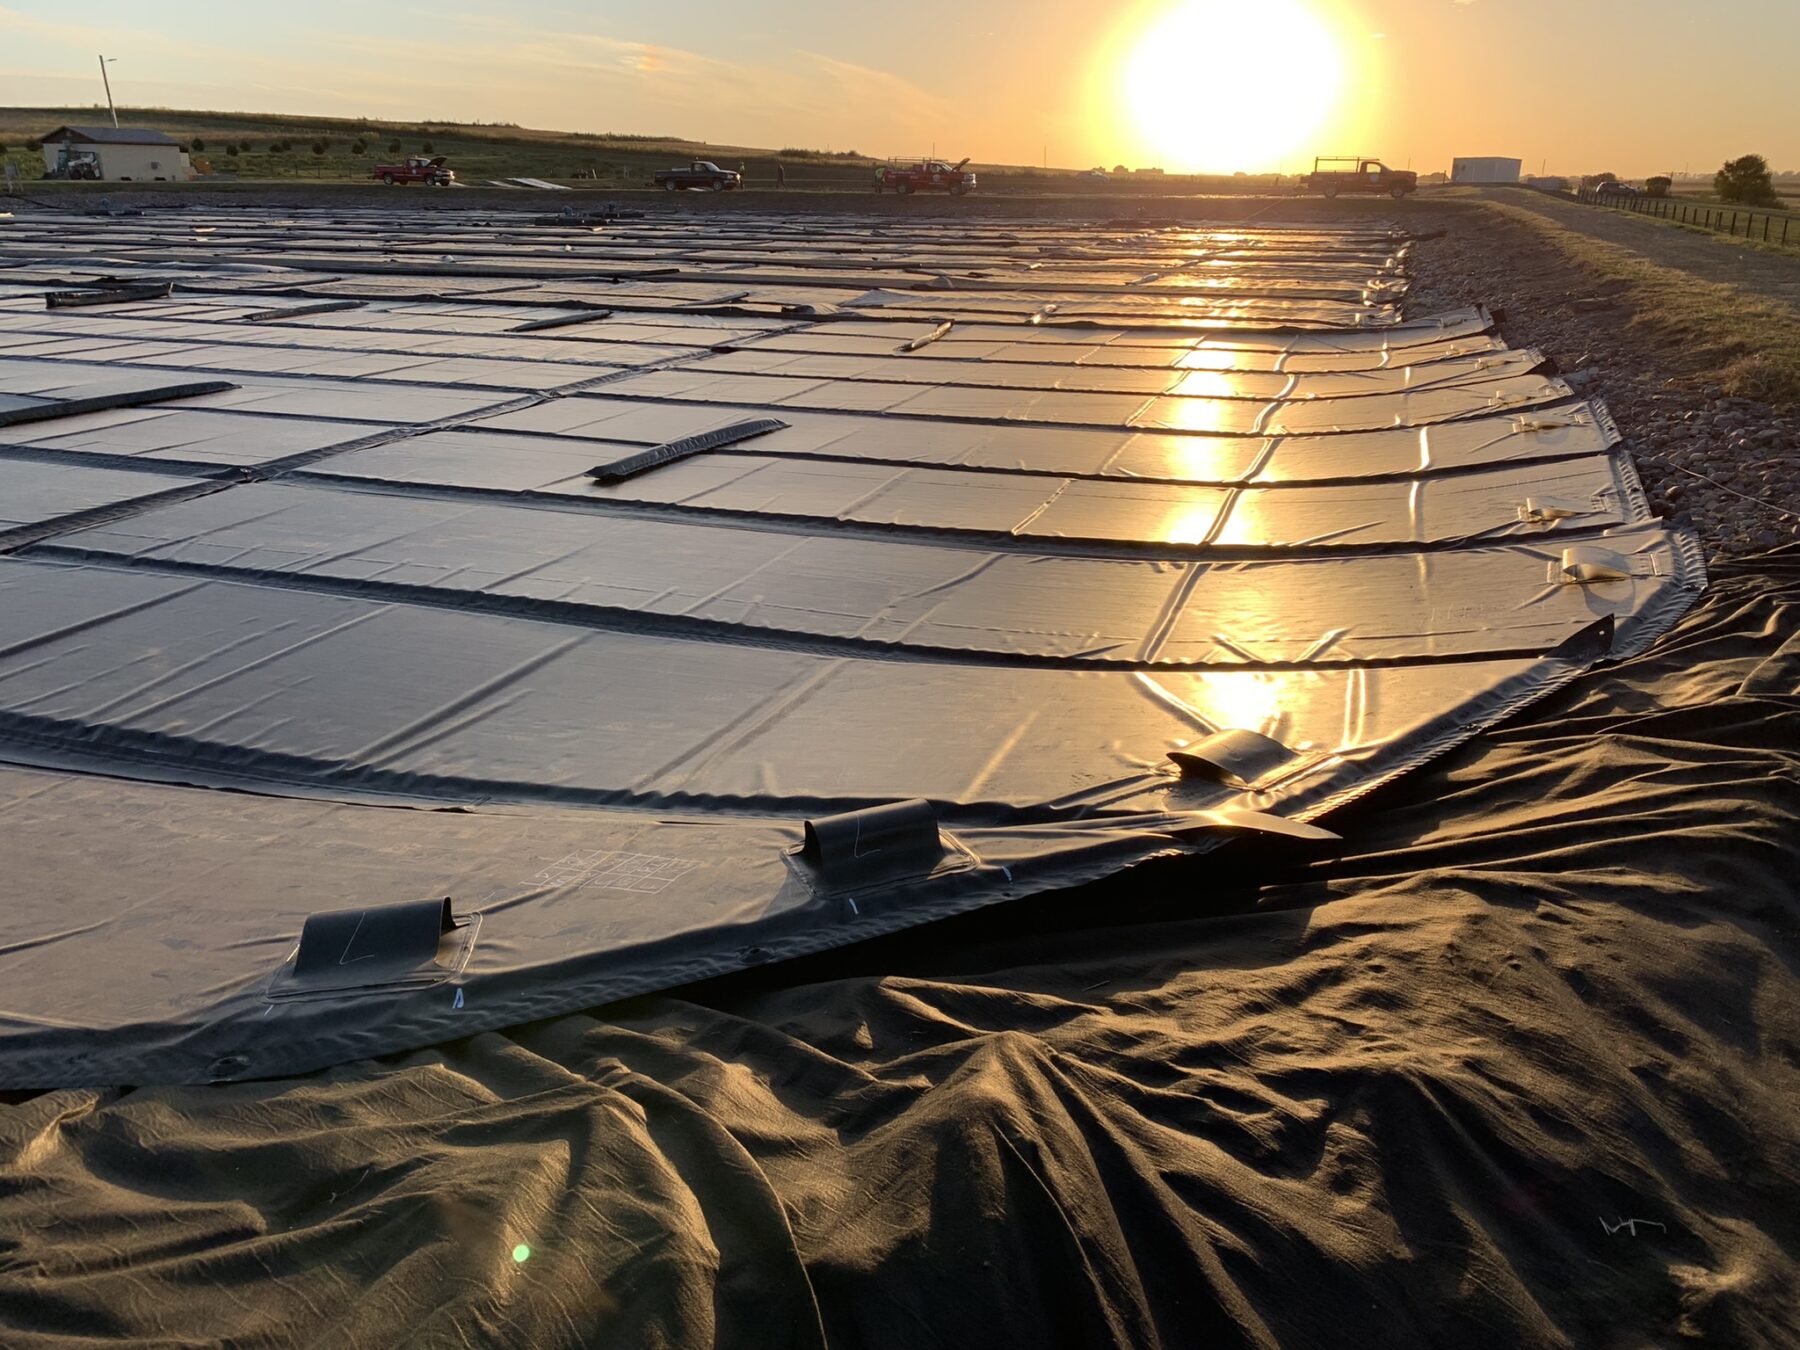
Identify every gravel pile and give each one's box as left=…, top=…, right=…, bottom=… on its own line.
left=1406, top=217, right=1800, bottom=559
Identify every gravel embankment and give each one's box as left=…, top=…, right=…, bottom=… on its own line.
left=1406, top=212, right=1800, bottom=559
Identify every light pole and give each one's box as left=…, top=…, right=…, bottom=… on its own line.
left=97, top=55, right=118, bottom=129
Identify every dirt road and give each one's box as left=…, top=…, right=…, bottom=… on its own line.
left=1467, top=186, right=1800, bottom=309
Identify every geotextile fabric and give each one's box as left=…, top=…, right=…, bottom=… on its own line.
left=2, top=552, right=1795, bottom=1349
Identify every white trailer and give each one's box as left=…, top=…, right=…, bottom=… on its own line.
left=1451, top=157, right=1523, bottom=185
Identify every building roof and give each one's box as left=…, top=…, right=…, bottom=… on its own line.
left=40, top=125, right=182, bottom=147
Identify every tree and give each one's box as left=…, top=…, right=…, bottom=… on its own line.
left=388, top=139, right=402, bottom=154
left=225, top=144, right=239, bottom=158
left=25, top=138, right=40, bottom=151
left=311, top=141, right=326, bottom=156
left=351, top=139, right=367, bottom=155
left=192, top=137, right=205, bottom=152
left=1646, top=175, right=1672, bottom=198
left=422, top=140, right=435, bottom=154
left=1715, top=153, right=1778, bottom=206
left=1113, top=163, right=1128, bottom=175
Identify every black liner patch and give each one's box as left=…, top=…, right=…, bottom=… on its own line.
left=588, top=416, right=789, bottom=483
left=0, top=380, right=238, bottom=429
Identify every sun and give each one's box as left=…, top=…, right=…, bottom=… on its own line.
left=1119, top=0, right=1345, bottom=173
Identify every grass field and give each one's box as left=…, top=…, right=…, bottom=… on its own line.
left=1479, top=195, right=1800, bottom=403
left=0, top=105, right=857, bottom=189
left=1671, top=185, right=1800, bottom=211
left=0, top=105, right=1287, bottom=195
left=1577, top=187, right=1800, bottom=260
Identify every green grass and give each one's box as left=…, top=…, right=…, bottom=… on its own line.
left=1571, top=189, right=1800, bottom=260
left=1671, top=186, right=1800, bottom=212
left=1477, top=196, right=1800, bottom=404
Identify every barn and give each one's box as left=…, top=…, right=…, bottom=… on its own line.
left=39, top=126, right=190, bottom=181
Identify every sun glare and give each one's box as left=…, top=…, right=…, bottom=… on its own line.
left=1120, top=0, right=1345, bottom=173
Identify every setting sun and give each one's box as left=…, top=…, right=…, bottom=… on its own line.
left=1120, top=0, right=1345, bottom=173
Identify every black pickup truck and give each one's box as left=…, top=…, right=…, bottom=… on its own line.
left=653, top=160, right=742, bottom=191
left=1299, top=157, right=1417, bottom=199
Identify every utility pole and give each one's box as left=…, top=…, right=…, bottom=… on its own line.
left=98, top=55, right=118, bottom=128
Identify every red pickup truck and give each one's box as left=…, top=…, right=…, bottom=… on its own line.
left=373, top=156, right=454, bottom=187
left=875, top=157, right=976, bottom=195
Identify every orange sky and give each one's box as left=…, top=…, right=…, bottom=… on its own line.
left=3, top=0, right=1796, bottom=176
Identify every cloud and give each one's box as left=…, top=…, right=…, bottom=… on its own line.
left=0, top=5, right=956, bottom=154
left=802, top=54, right=951, bottom=117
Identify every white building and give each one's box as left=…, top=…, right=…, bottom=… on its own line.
left=1451, top=157, right=1523, bottom=185
left=39, top=126, right=191, bottom=182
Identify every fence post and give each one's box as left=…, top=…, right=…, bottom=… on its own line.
left=1763, top=216, right=1770, bottom=241
left=1731, top=211, right=1738, bottom=235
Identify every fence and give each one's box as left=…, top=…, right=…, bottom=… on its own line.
left=1576, top=187, right=1799, bottom=248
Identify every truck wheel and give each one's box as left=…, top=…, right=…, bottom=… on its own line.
left=951, top=184, right=968, bottom=196
left=1390, top=184, right=1408, bottom=199
left=663, top=180, right=676, bottom=191
left=710, top=181, right=723, bottom=191
left=896, top=182, right=912, bottom=195
left=382, top=173, right=395, bottom=185
left=1322, top=184, right=1338, bottom=199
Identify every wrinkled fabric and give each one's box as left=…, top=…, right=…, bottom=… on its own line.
left=2, top=554, right=1796, bottom=1349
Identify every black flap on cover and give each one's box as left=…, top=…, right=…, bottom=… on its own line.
left=797, top=798, right=945, bottom=892
left=274, top=897, right=472, bottom=1000
left=1168, top=729, right=1301, bottom=790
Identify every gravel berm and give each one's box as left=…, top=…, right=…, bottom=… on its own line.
left=1405, top=208, right=1800, bottom=559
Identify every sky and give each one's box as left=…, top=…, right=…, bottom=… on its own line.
left=2, top=0, right=1796, bottom=176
